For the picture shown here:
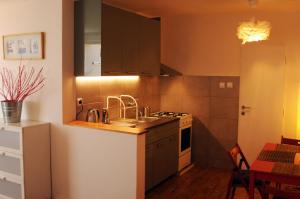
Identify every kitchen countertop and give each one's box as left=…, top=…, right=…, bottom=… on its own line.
left=68, top=117, right=179, bottom=135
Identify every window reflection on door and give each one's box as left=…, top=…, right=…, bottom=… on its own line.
left=84, top=44, right=101, bottom=75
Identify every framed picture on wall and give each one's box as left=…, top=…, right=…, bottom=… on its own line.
left=3, top=32, right=45, bottom=60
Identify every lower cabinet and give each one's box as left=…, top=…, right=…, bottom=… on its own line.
left=0, top=121, right=51, bottom=199
left=146, top=121, right=179, bottom=191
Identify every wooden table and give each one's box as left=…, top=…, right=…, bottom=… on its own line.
left=249, top=143, right=300, bottom=199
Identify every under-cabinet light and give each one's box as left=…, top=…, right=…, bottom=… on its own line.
left=76, top=76, right=140, bottom=82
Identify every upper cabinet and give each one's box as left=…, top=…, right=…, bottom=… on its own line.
left=139, top=17, right=160, bottom=76
left=75, top=0, right=102, bottom=76
left=75, top=2, right=160, bottom=76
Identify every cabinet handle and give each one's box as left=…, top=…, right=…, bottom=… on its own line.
left=126, top=72, right=138, bottom=75
left=1, top=152, right=6, bottom=156
left=104, top=72, right=122, bottom=75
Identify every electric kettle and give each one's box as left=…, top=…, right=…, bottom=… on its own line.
left=86, top=108, right=100, bottom=123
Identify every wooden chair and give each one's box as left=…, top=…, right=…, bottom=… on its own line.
left=264, top=180, right=300, bottom=199
left=226, top=144, right=267, bottom=199
left=281, top=136, right=300, bottom=146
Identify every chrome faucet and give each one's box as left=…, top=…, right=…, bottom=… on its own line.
left=106, top=96, right=126, bottom=119
left=120, top=95, right=138, bottom=120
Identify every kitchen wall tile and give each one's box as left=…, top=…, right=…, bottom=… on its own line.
left=76, top=102, right=103, bottom=121
left=210, top=76, right=240, bottom=98
left=192, top=119, right=210, bottom=167
left=210, top=97, right=239, bottom=119
left=149, top=95, right=161, bottom=112
left=150, top=77, right=160, bottom=96
left=182, top=95, right=210, bottom=119
left=76, top=79, right=101, bottom=104
left=209, top=118, right=229, bottom=141
left=138, top=77, right=152, bottom=96
left=208, top=118, right=238, bottom=149
left=160, top=76, right=184, bottom=95
left=182, top=76, right=210, bottom=97
left=120, top=80, right=140, bottom=97
left=208, top=146, right=232, bottom=169
left=160, top=94, right=183, bottom=112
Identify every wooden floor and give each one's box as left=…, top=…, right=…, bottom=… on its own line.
left=146, top=166, right=261, bottom=199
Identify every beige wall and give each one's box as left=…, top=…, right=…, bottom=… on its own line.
left=0, top=1, right=143, bottom=199
left=161, top=11, right=300, bottom=139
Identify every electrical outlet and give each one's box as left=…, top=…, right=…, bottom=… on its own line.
left=219, top=82, right=226, bottom=88
left=77, top=98, right=83, bottom=106
left=227, top=82, right=233, bottom=88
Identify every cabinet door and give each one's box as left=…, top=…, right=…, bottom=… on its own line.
left=121, top=11, right=141, bottom=74
left=152, top=139, right=166, bottom=186
left=74, top=0, right=101, bottom=76
left=139, top=18, right=160, bottom=75
left=163, top=134, right=179, bottom=177
left=145, top=144, right=154, bottom=191
left=101, top=4, right=123, bottom=75
left=151, top=133, right=178, bottom=188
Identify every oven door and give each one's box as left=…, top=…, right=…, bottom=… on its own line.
left=179, top=125, right=192, bottom=156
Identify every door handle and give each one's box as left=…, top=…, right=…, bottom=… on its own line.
left=241, top=105, right=251, bottom=110
left=241, top=105, right=251, bottom=115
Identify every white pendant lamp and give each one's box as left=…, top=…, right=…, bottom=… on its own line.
left=237, top=0, right=272, bottom=44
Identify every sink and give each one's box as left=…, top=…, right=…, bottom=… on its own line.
left=109, top=117, right=159, bottom=127
left=110, top=120, right=136, bottom=128
left=137, top=117, right=159, bottom=123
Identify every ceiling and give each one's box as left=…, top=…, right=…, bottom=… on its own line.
left=103, top=0, right=300, bottom=17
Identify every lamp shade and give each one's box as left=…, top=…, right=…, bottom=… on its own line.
left=237, top=18, right=271, bottom=44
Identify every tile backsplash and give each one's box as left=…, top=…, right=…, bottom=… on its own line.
left=75, top=76, right=160, bottom=121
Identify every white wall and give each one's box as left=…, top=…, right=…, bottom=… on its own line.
left=0, top=1, right=142, bottom=199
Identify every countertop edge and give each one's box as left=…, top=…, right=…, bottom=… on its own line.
left=67, top=117, right=179, bottom=135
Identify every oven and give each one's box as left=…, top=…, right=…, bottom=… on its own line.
left=179, top=125, right=192, bottom=156
left=178, top=118, right=192, bottom=171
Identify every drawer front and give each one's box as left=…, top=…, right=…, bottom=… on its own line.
left=0, top=151, right=22, bottom=177
left=146, top=123, right=179, bottom=145
left=0, top=129, right=21, bottom=153
left=147, top=121, right=179, bottom=144
left=0, top=176, right=23, bottom=199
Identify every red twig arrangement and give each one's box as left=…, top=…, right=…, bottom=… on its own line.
left=0, top=65, right=45, bottom=102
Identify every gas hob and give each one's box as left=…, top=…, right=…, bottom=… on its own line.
left=151, top=111, right=189, bottom=118
left=151, top=111, right=192, bottom=127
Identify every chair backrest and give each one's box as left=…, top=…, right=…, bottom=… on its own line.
left=228, top=144, right=250, bottom=170
left=281, top=136, right=300, bottom=146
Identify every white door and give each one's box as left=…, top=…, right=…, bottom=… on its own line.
left=238, top=44, right=286, bottom=164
